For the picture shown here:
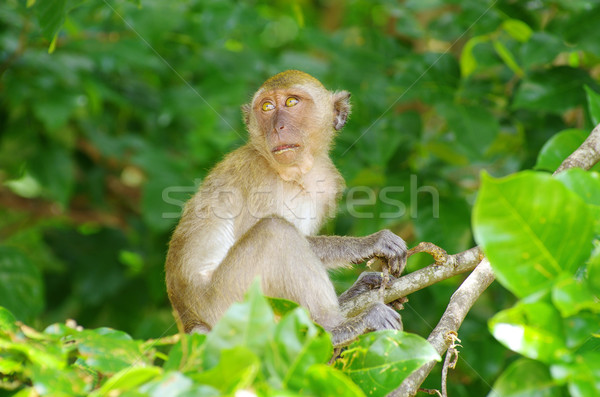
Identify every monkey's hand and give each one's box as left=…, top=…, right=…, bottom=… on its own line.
left=330, top=302, right=403, bottom=347
left=363, top=230, right=407, bottom=277
left=338, top=272, right=397, bottom=304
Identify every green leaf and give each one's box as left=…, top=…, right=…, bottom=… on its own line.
left=28, top=144, right=75, bottom=208
left=265, top=307, right=331, bottom=390
left=552, top=277, right=600, bottom=317
left=488, top=358, right=561, bottom=397
left=266, top=296, right=300, bottom=318
left=489, top=301, right=567, bottom=363
left=502, top=19, right=533, bottom=42
left=305, top=364, right=366, bottom=397
left=555, top=169, right=600, bottom=233
left=513, top=67, right=593, bottom=114
left=535, top=129, right=588, bottom=172
left=93, top=367, right=162, bottom=396
left=460, top=35, right=490, bottom=77
left=163, top=333, right=206, bottom=373
left=335, top=330, right=440, bottom=397
left=493, top=40, right=523, bottom=77
left=0, top=306, right=18, bottom=334
left=34, top=0, right=67, bottom=40
left=192, top=347, right=259, bottom=393
left=519, top=32, right=564, bottom=69
left=564, top=352, right=600, bottom=397
left=203, top=280, right=275, bottom=369
left=0, top=246, right=44, bottom=322
left=473, top=171, right=594, bottom=298
left=436, top=103, right=500, bottom=159
left=584, top=85, right=600, bottom=126
left=563, top=313, right=600, bottom=350
left=138, top=371, right=219, bottom=397
left=66, top=328, right=151, bottom=374
left=29, top=364, right=89, bottom=396
left=588, top=243, right=600, bottom=296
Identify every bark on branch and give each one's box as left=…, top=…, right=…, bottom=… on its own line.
left=340, top=246, right=484, bottom=317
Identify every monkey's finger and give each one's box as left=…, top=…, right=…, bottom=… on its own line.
left=388, top=257, right=402, bottom=278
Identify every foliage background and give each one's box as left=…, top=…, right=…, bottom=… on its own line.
left=2, top=0, right=600, bottom=395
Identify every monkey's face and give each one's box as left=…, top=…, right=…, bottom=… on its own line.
left=252, top=87, right=324, bottom=166
left=241, top=71, right=351, bottom=180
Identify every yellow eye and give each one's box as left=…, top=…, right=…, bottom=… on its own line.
left=285, top=97, right=299, bottom=107
left=262, top=101, right=275, bottom=111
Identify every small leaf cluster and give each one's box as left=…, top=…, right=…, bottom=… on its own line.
left=0, top=283, right=439, bottom=396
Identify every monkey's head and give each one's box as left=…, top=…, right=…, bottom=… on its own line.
left=242, top=70, right=351, bottom=181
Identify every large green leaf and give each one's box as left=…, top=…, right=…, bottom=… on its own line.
left=473, top=171, right=594, bottom=298
left=488, top=358, right=562, bottom=397
left=335, top=330, right=440, bottom=397
left=264, top=307, right=331, bottom=391
left=203, top=281, right=275, bottom=369
left=555, top=169, right=600, bottom=233
left=0, top=246, right=44, bottom=322
left=489, top=301, right=566, bottom=363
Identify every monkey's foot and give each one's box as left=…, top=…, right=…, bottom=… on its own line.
left=331, top=302, right=403, bottom=347
left=338, top=272, right=396, bottom=304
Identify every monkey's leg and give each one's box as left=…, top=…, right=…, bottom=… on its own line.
left=205, top=217, right=345, bottom=330
left=207, top=218, right=402, bottom=346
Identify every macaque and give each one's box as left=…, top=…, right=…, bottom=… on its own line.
left=165, top=70, right=406, bottom=347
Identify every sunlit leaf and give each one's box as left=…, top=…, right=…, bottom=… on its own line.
left=473, top=171, right=594, bottom=297
left=203, top=280, right=275, bottom=369
left=489, top=358, right=561, bottom=397
left=265, top=307, right=331, bottom=390
left=489, top=301, right=567, bottom=363
left=305, top=364, right=366, bottom=397
left=335, top=330, right=440, bottom=397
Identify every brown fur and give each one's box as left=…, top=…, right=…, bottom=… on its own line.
left=165, top=70, right=405, bottom=345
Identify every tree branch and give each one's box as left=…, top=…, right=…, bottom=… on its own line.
left=387, top=122, right=600, bottom=396
left=554, top=123, right=600, bottom=174
left=340, top=246, right=483, bottom=317
left=388, top=259, right=495, bottom=396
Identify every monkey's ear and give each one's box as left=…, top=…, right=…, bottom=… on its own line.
left=241, top=103, right=251, bottom=125
left=333, top=91, right=351, bottom=131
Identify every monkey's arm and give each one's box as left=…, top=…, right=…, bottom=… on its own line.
left=306, top=230, right=407, bottom=276
left=330, top=302, right=403, bottom=347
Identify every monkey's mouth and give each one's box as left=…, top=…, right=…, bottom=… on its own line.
left=272, top=144, right=300, bottom=154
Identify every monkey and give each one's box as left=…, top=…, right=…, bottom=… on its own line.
left=165, top=70, right=407, bottom=347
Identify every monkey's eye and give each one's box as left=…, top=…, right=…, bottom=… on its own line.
left=285, top=97, right=299, bottom=107
left=262, top=101, right=275, bottom=112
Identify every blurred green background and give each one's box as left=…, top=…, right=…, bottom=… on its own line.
left=2, top=0, right=600, bottom=394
